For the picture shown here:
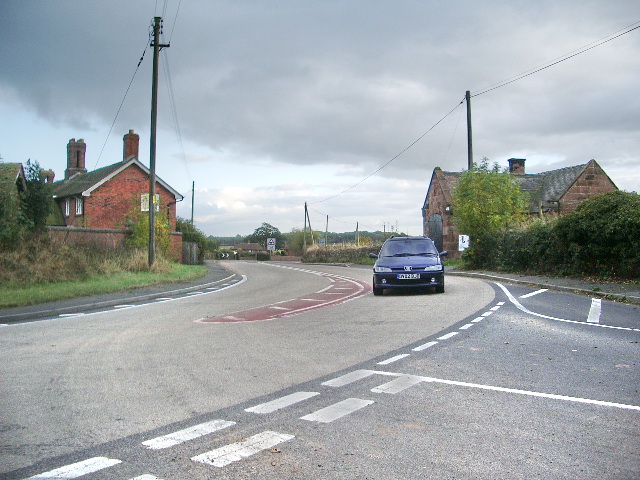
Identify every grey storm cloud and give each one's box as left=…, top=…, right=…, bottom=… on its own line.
left=1, top=0, right=638, bottom=235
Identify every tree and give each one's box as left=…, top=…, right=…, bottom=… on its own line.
left=245, top=222, right=284, bottom=249
left=22, top=159, right=53, bottom=232
left=176, top=217, right=211, bottom=263
left=451, top=158, right=529, bottom=243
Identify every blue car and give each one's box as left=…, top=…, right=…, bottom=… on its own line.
left=369, top=236, right=448, bottom=296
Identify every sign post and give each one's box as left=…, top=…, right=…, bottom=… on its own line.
left=267, top=238, right=276, bottom=257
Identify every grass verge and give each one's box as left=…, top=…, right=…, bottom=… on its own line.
left=0, top=263, right=207, bottom=308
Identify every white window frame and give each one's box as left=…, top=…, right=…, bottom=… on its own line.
left=75, top=196, right=83, bottom=215
left=64, top=198, right=70, bottom=217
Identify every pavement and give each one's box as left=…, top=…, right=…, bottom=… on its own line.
left=2, top=261, right=638, bottom=323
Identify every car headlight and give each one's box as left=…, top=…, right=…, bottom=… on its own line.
left=374, top=266, right=392, bottom=273
left=424, top=265, right=442, bottom=271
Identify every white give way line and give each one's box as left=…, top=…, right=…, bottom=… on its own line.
left=497, top=283, right=639, bottom=332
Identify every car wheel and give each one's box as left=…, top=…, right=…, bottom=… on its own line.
left=435, top=284, right=445, bottom=293
left=372, top=278, right=383, bottom=296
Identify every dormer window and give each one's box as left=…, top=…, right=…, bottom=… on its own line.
left=64, top=198, right=70, bottom=217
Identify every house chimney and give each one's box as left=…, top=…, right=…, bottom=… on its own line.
left=41, top=169, right=55, bottom=183
left=65, top=138, right=87, bottom=179
left=123, top=129, right=139, bottom=162
left=508, top=158, right=526, bottom=175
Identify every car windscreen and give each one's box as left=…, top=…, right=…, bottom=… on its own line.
left=379, top=240, right=438, bottom=257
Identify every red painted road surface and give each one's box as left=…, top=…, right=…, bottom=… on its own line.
left=196, top=266, right=371, bottom=323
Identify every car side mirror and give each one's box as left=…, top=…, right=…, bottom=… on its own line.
left=369, top=253, right=379, bottom=259
left=439, top=251, right=448, bottom=257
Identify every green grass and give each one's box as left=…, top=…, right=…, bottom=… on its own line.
left=0, top=264, right=208, bottom=308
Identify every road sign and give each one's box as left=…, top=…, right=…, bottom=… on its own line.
left=267, top=238, right=276, bottom=251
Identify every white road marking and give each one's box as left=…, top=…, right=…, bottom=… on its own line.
left=377, top=354, right=410, bottom=365
left=587, top=298, right=602, bottom=323
left=370, top=369, right=640, bottom=411
left=268, top=306, right=290, bottom=310
left=490, top=304, right=502, bottom=310
left=520, top=289, right=548, bottom=299
left=437, top=332, right=459, bottom=340
left=471, top=316, right=485, bottom=323
left=245, top=391, right=319, bottom=414
left=322, top=369, right=376, bottom=387
left=191, top=431, right=294, bottom=467
left=24, top=457, right=121, bottom=479
left=301, top=398, right=374, bottom=423
left=412, top=341, right=438, bottom=351
left=59, top=313, right=85, bottom=318
left=142, top=419, right=235, bottom=450
left=496, top=283, right=640, bottom=332
left=481, top=311, right=493, bottom=317
left=371, top=375, right=424, bottom=394
left=459, top=323, right=474, bottom=330
left=130, top=475, right=164, bottom=480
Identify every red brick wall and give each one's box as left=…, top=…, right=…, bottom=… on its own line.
left=63, top=165, right=178, bottom=231
left=559, top=161, right=617, bottom=214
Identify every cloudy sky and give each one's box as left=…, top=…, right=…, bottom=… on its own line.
left=1, top=1, right=638, bottom=237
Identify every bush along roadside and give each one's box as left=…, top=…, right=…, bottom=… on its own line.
left=462, top=191, right=640, bottom=280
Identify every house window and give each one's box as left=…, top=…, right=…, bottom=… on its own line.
left=141, top=193, right=160, bottom=212
left=64, top=198, right=70, bottom=217
left=75, top=197, right=83, bottom=215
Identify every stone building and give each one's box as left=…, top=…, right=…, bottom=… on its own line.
left=422, top=158, right=618, bottom=256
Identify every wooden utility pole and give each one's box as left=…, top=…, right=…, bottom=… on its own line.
left=190, top=181, right=195, bottom=224
left=148, top=16, right=169, bottom=267
left=303, top=202, right=307, bottom=251
left=466, top=90, right=473, bottom=171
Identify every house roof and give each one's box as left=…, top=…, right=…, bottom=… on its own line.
left=51, top=158, right=183, bottom=201
left=425, top=159, right=611, bottom=214
left=0, top=162, right=27, bottom=193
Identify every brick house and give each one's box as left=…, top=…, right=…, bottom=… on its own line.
left=49, top=130, right=184, bottom=256
left=422, top=158, right=618, bottom=255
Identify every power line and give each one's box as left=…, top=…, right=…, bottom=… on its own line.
left=472, top=21, right=640, bottom=97
left=311, top=99, right=464, bottom=204
left=93, top=38, right=149, bottom=170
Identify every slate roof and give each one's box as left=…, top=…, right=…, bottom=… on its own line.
left=426, top=160, right=601, bottom=214
left=51, top=158, right=183, bottom=201
left=516, top=163, right=588, bottom=213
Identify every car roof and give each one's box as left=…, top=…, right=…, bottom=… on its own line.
left=385, top=236, right=433, bottom=242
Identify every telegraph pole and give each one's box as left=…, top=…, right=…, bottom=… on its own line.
left=303, top=202, right=307, bottom=251
left=466, top=90, right=473, bottom=171
left=148, top=16, right=170, bottom=267
left=190, top=181, right=195, bottom=225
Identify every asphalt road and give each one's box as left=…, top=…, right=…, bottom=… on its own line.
left=1, top=261, right=638, bottom=479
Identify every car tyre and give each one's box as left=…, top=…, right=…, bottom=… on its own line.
left=435, top=284, right=445, bottom=294
left=372, top=278, right=383, bottom=296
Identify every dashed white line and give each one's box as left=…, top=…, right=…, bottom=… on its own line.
left=587, top=298, right=602, bottom=324
left=412, top=341, right=438, bottom=351
left=471, top=316, right=485, bottom=323
left=459, top=323, right=474, bottom=330
left=520, top=289, right=548, bottom=299
left=24, top=456, right=122, bottom=479
left=142, top=419, right=235, bottom=450
left=191, top=431, right=294, bottom=467
left=130, top=475, right=164, bottom=480
left=322, top=369, right=376, bottom=387
left=378, top=354, right=410, bottom=365
left=301, top=398, right=374, bottom=423
left=437, top=332, right=459, bottom=340
left=245, top=392, right=320, bottom=414
left=371, top=375, right=424, bottom=394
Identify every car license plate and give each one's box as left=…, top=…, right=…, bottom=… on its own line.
left=397, top=273, right=420, bottom=279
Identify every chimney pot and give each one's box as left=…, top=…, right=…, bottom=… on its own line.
left=123, top=129, right=140, bottom=162
left=508, top=158, right=526, bottom=175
